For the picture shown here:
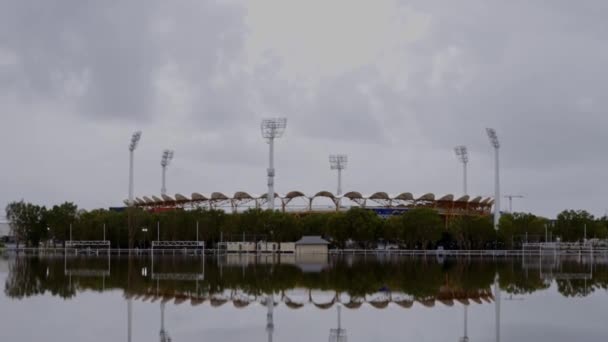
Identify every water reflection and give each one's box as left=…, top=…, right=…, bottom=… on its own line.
left=2, top=253, right=608, bottom=341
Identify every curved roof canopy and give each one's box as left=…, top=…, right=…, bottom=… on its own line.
left=191, top=192, right=208, bottom=201
left=394, top=192, right=414, bottom=201
left=210, top=192, right=229, bottom=200
left=175, top=193, right=189, bottom=202
left=161, top=194, right=174, bottom=202
left=417, top=193, right=435, bottom=201
left=143, top=196, right=155, bottom=204
left=233, top=191, right=254, bottom=200
left=438, top=194, right=454, bottom=202
left=469, top=196, right=482, bottom=204
left=369, top=192, right=390, bottom=200
left=284, top=191, right=307, bottom=199
left=313, top=191, right=335, bottom=199
left=455, top=195, right=470, bottom=202
left=152, top=196, right=163, bottom=203
left=343, top=191, right=363, bottom=199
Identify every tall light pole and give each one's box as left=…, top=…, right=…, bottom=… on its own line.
left=454, top=146, right=469, bottom=196
left=329, top=154, right=348, bottom=196
left=261, top=118, right=287, bottom=211
left=160, top=150, right=174, bottom=196
left=486, top=128, right=500, bottom=230
left=128, top=131, right=142, bottom=251
left=128, top=131, right=142, bottom=206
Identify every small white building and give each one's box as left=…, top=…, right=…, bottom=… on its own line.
left=257, top=241, right=279, bottom=253
left=295, top=236, right=330, bottom=255
left=279, top=242, right=296, bottom=253
left=226, top=241, right=256, bottom=253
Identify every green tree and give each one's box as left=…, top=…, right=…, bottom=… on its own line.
left=399, top=208, right=443, bottom=249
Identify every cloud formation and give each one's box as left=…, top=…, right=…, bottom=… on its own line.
left=1, top=0, right=607, bottom=217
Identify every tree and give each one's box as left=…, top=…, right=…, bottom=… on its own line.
left=5, top=201, right=47, bottom=247
left=45, top=202, right=78, bottom=247
left=399, top=208, right=443, bottom=249
left=555, top=210, right=604, bottom=242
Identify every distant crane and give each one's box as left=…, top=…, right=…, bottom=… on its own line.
left=503, top=195, right=524, bottom=213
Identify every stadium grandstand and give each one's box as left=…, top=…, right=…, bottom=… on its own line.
left=125, top=191, right=493, bottom=217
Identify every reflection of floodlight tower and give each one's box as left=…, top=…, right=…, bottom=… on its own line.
left=160, top=150, right=174, bottom=196
left=329, top=154, right=348, bottom=196
left=261, top=118, right=287, bottom=211
left=160, top=302, right=171, bottom=342
left=454, top=146, right=469, bottom=196
left=329, top=304, right=347, bottom=342
left=486, top=128, right=500, bottom=230
left=494, top=276, right=501, bottom=342
left=128, top=131, right=142, bottom=206
left=266, top=293, right=274, bottom=342
left=459, top=305, right=469, bottom=342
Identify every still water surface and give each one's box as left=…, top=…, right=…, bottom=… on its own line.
left=1, top=253, right=607, bottom=341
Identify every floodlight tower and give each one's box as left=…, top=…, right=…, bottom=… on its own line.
left=329, top=154, right=348, bottom=196
left=128, top=131, right=142, bottom=206
left=159, top=302, right=171, bottom=342
left=160, top=150, right=174, bottom=196
left=454, top=146, right=469, bottom=196
left=266, top=293, right=274, bottom=342
left=486, top=128, right=500, bottom=230
left=261, top=118, right=287, bottom=211
left=329, top=304, right=347, bottom=342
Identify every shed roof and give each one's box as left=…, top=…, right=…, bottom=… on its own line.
left=295, top=236, right=329, bottom=245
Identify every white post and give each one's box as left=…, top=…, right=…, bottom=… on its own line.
left=494, top=147, right=501, bottom=230
left=584, top=223, right=587, bottom=243
left=129, top=150, right=134, bottom=206
left=463, top=162, right=468, bottom=196
left=267, top=137, right=275, bottom=211
left=337, top=168, right=342, bottom=196
left=161, top=166, right=166, bottom=196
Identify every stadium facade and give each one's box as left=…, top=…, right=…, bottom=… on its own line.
left=126, top=191, right=493, bottom=218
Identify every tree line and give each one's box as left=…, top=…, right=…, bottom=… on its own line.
left=5, top=200, right=608, bottom=249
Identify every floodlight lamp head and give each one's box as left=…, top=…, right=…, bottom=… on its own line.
left=329, top=154, right=348, bottom=170
left=129, top=131, right=142, bottom=151
left=261, top=118, right=287, bottom=140
left=486, top=128, right=500, bottom=149
left=454, top=145, right=469, bottom=163
left=161, top=149, right=174, bottom=167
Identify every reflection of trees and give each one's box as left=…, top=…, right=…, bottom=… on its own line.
left=5, top=256, right=608, bottom=301
left=4, top=257, right=76, bottom=299
left=498, top=259, right=550, bottom=295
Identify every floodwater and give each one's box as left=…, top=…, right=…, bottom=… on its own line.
left=0, top=253, right=607, bottom=341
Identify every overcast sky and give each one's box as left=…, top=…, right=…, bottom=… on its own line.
left=1, top=0, right=607, bottom=218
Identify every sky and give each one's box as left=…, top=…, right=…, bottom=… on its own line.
left=1, top=0, right=607, bottom=218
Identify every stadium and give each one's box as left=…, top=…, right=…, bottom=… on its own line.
left=126, top=191, right=494, bottom=218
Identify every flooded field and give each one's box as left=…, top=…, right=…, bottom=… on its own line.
left=1, top=253, right=607, bottom=341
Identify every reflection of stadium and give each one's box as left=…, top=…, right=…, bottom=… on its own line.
left=129, top=286, right=494, bottom=311
left=127, top=192, right=493, bottom=216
